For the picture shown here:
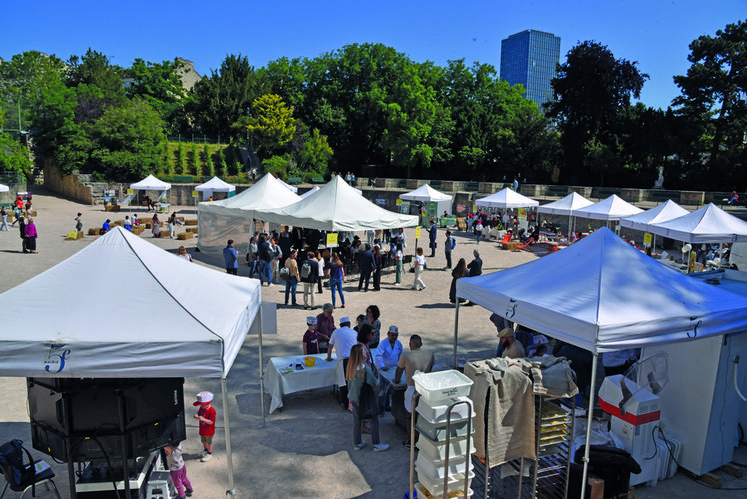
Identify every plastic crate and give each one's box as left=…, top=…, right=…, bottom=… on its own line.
left=416, top=434, right=474, bottom=462
left=417, top=470, right=474, bottom=497
left=416, top=396, right=473, bottom=423
left=413, top=370, right=473, bottom=405
left=416, top=453, right=473, bottom=481
left=416, top=416, right=473, bottom=443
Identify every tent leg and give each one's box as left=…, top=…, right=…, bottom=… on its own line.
left=222, top=377, right=236, bottom=496
left=453, top=300, right=460, bottom=368
left=258, top=302, right=266, bottom=428
left=580, top=353, right=599, bottom=499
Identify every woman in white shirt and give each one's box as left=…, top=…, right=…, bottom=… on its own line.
left=316, top=251, right=325, bottom=294
left=412, top=247, right=426, bottom=291
left=393, top=242, right=403, bottom=286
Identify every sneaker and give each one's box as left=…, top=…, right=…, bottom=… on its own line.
left=354, top=441, right=367, bottom=451
left=186, top=489, right=194, bottom=497
left=201, top=453, right=212, bottom=462
left=198, top=449, right=208, bottom=458
left=401, top=439, right=411, bottom=450
left=394, top=282, right=401, bottom=286
left=373, top=443, right=390, bottom=453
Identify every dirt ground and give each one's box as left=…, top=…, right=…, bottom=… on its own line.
left=1, top=189, right=745, bottom=498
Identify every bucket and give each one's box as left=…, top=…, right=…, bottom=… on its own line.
left=304, top=357, right=317, bottom=367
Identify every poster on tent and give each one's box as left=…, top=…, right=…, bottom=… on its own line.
left=643, top=233, right=652, bottom=248
left=400, top=200, right=410, bottom=214
left=326, top=232, right=338, bottom=248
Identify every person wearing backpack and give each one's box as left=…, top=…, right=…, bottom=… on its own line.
left=444, top=230, right=455, bottom=269
left=300, top=251, right=319, bottom=310
left=257, top=235, right=272, bottom=286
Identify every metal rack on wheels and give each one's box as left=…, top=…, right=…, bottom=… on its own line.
left=472, top=396, right=575, bottom=499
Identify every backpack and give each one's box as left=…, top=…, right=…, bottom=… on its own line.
left=301, top=261, right=312, bottom=279
left=451, top=237, right=456, bottom=250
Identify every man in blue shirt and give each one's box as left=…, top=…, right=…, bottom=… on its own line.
left=428, top=219, right=437, bottom=257
left=467, top=249, right=482, bottom=277
left=223, top=239, right=238, bottom=275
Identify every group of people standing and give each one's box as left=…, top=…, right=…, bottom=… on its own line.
left=3, top=195, right=38, bottom=253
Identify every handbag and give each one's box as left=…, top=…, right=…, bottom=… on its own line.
left=279, top=266, right=291, bottom=281
left=358, top=381, right=380, bottom=418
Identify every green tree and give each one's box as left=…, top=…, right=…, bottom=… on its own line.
left=295, top=127, right=333, bottom=172
left=673, top=19, right=747, bottom=188
left=88, top=99, right=164, bottom=181
left=244, top=94, right=296, bottom=158
left=187, top=54, right=266, bottom=141
left=67, top=49, right=125, bottom=102
left=202, top=144, right=214, bottom=176
left=126, top=58, right=187, bottom=135
left=0, top=134, right=33, bottom=177
left=546, top=41, right=648, bottom=184
left=176, top=142, right=185, bottom=174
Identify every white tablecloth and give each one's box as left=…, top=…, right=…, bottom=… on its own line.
left=265, top=353, right=343, bottom=413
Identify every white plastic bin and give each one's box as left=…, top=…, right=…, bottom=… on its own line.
left=413, top=370, right=473, bottom=405
left=417, top=470, right=474, bottom=497
left=416, top=453, right=473, bottom=481
left=417, top=434, right=474, bottom=462
left=416, top=415, right=473, bottom=442
left=416, top=396, right=473, bottom=423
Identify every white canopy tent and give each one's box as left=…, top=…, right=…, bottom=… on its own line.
left=573, top=194, right=643, bottom=222
left=454, top=227, right=747, bottom=491
left=277, top=177, right=299, bottom=193
left=619, top=199, right=689, bottom=232
left=0, top=226, right=262, bottom=494
left=195, top=176, right=236, bottom=201
left=537, top=192, right=594, bottom=234
left=300, top=186, right=319, bottom=198
left=644, top=203, right=747, bottom=243
left=400, top=183, right=453, bottom=218
left=198, top=174, right=302, bottom=258
left=0, top=183, right=9, bottom=207
left=255, top=175, right=419, bottom=231
left=475, top=187, right=539, bottom=210
left=130, top=174, right=172, bottom=205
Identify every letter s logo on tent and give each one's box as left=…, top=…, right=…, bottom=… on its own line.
left=506, top=298, right=518, bottom=320
left=44, top=345, right=71, bottom=373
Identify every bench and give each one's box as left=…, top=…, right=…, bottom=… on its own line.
left=651, top=190, right=680, bottom=203
left=465, top=182, right=480, bottom=191
left=312, top=177, right=325, bottom=184
left=287, top=177, right=302, bottom=184
left=173, top=175, right=193, bottom=182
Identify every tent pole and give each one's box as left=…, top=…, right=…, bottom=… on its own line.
left=453, top=300, right=460, bottom=368
left=221, top=377, right=236, bottom=495
left=580, top=353, right=599, bottom=498
left=258, top=303, right=266, bottom=428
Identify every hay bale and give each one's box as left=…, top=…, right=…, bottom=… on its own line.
left=184, top=219, right=198, bottom=226
left=131, top=226, right=145, bottom=235
left=159, top=230, right=170, bottom=238
left=186, top=226, right=198, bottom=233
left=112, top=220, right=124, bottom=227
left=27, top=210, right=37, bottom=217
left=88, top=228, right=98, bottom=236
left=65, top=231, right=84, bottom=241
left=144, top=222, right=152, bottom=229
left=177, top=232, right=194, bottom=240
left=177, top=216, right=186, bottom=223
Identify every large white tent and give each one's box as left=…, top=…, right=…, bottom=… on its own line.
left=644, top=203, right=747, bottom=243
left=537, top=192, right=594, bottom=234
left=475, top=187, right=539, bottom=209
left=619, top=199, right=689, bottom=232
left=130, top=174, right=172, bottom=205
left=195, top=176, right=236, bottom=200
left=255, top=175, right=419, bottom=231
left=400, top=184, right=453, bottom=203
left=0, top=226, right=262, bottom=494
left=573, top=194, right=643, bottom=221
left=453, top=227, right=747, bottom=490
left=198, top=174, right=302, bottom=258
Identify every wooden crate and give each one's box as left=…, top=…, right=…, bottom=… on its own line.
left=177, top=232, right=194, bottom=240
left=185, top=227, right=198, bottom=233
left=184, top=219, right=198, bottom=226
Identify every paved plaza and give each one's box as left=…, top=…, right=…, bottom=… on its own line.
left=1, top=189, right=745, bottom=498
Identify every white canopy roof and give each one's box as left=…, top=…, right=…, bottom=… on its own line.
left=278, top=177, right=299, bottom=193
left=255, top=175, right=418, bottom=231
left=195, top=176, right=236, bottom=193
left=475, top=188, right=539, bottom=209
left=130, top=174, right=171, bottom=191
left=619, top=199, right=689, bottom=232
left=399, top=184, right=453, bottom=202
left=456, top=227, right=747, bottom=353
left=0, top=184, right=8, bottom=192
left=199, top=173, right=301, bottom=217
left=574, top=194, right=643, bottom=221
left=0, top=227, right=261, bottom=378
left=644, top=203, right=747, bottom=243
left=300, top=186, right=319, bottom=198
left=537, top=192, right=594, bottom=216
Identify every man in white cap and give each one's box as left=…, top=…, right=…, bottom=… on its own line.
left=193, top=391, right=216, bottom=461
left=327, top=316, right=359, bottom=410
left=376, top=325, right=403, bottom=371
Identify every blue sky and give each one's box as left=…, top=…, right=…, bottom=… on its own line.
left=2, top=0, right=745, bottom=110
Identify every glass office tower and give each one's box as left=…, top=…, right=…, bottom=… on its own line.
left=500, top=30, right=561, bottom=107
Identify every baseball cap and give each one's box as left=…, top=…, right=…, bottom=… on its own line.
left=307, top=316, right=317, bottom=325
left=193, top=391, right=214, bottom=406
left=387, top=325, right=399, bottom=334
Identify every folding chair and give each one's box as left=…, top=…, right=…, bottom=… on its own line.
left=500, top=233, right=512, bottom=244
left=0, top=440, right=61, bottom=499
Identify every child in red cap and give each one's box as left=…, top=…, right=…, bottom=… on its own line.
left=193, top=391, right=216, bottom=462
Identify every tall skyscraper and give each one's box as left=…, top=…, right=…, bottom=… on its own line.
left=500, top=30, right=561, bottom=107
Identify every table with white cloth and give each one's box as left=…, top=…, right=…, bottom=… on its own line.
left=265, top=353, right=343, bottom=413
